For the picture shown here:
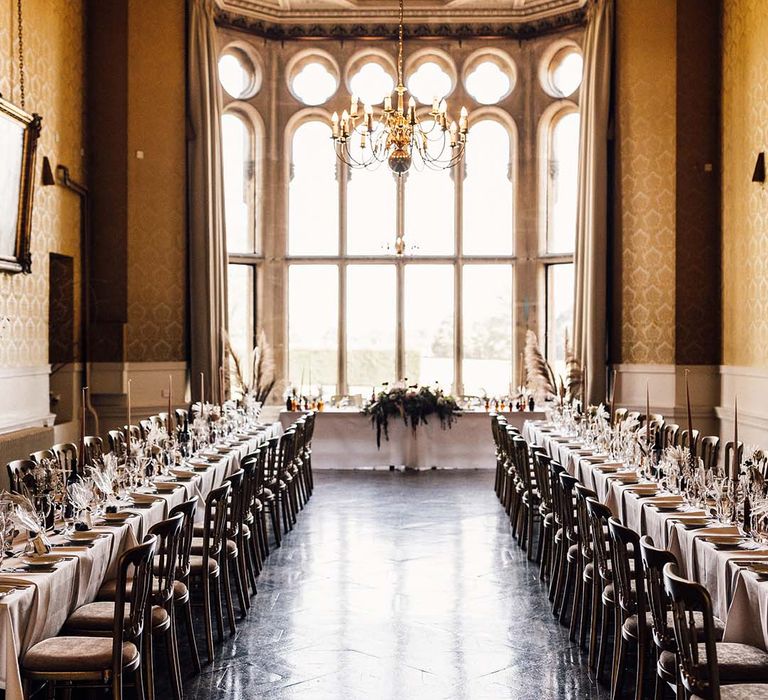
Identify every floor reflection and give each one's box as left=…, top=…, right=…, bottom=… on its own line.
left=172, top=470, right=607, bottom=699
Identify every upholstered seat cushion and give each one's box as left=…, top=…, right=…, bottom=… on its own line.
left=694, top=685, right=768, bottom=699
left=172, top=580, right=189, bottom=601
left=659, top=643, right=768, bottom=683
left=189, top=554, right=219, bottom=575
left=190, top=537, right=237, bottom=556
left=64, top=601, right=168, bottom=632
left=23, top=636, right=139, bottom=673
left=97, top=576, right=178, bottom=602
left=623, top=611, right=725, bottom=640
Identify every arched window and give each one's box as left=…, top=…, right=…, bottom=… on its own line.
left=222, top=110, right=260, bottom=372
left=542, top=105, right=580, bottom=376
left=288, top=119, right=339, bottom=255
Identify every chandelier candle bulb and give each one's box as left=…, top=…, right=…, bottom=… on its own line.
left=331, top=112, right=339, bottom=138
left=384, top=95, right=392, bottom=112
left=351, top=95, right=359, bottom=118
left=460, top=106, right=468, bottom=132
left=450, top=121, right=458, bottom=146
left=432, top=96, right=439, bottom=114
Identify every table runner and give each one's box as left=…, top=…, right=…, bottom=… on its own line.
left=0, top=422, right=280, bottom=700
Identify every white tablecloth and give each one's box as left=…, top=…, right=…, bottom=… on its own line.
left=280, top=410, right=546, bottom=470
left=524, top=421, right=768, bottom=651
left=0, top=422, right=281, bottom=700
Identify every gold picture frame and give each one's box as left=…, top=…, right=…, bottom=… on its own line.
left=0, top=94, right=41, bottom=274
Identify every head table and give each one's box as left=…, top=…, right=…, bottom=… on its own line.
left=280, top=408, right=546, bottom=470
left=523, top=419, right=768, bottom=652
left=0, top=422, right=281, bottom=700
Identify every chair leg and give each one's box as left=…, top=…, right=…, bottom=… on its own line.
left=634, top=637, right=646, bottom=700
left=133, top=668, right=144, bottom=700
left=569, top=564, right=583, bottom=639
left=143, top=624, right=155, bottom=700
left=221, top=556, right=238, bottom=633
left=588, top=582, right=601, bottom=674
left=271, top=500, right=282, bottom=547
left=579, top=576, right=592, bottom=649
left=557, top=557, right=574, bottom=622
left=246, top=531, right=260, bottom=592
left=233, top=551, right=250, bottom=614
left=596, top=602, right=611, bottom=682
left=539, top=528, right=551, bottom=581
left=259, top=510, right=270, bottom=557
left=213, top=574, right=225, bottom=642
left=202, top=574, right=215, bottom=662
left=610, top=629, right=626, bottom=700
left=166, top=611, right=184, bottom=700
left=180, top=597, right=201, bottom=673
left=548, top=537, right=562, bottom=602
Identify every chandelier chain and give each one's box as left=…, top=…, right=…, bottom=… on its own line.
left=16, top=0, right=25, bottom=110
left=397, top=0, right=404, bottom=87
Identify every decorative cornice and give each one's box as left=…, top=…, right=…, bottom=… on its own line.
left=214, top=5, right=588, bottom=40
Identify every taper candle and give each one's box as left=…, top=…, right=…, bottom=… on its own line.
left=168, top=374, right=173, bottom=432
left=583, top=360, right=588, bottom=407
left=200, top=372, right=205, bottom=405
left=609, top=369, right=617, bottom=426
left=646, top=383, right=651, bottom=449
left=732, top=396, right=739, bottom=482
left=685, top=369, right=694, bottom=458
left=79, top=386, right=87, bottom=469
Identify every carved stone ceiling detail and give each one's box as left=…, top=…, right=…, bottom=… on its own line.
left=216, top=0, right=587, bottom=26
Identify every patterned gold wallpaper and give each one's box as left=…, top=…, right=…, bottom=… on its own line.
left=0, top=0, right=84, bottom=368
left=722, top=0, right=768, bottom=367
left=125, top=0, right=186, bottom=363
left=614, top=0, right=676, bottom=365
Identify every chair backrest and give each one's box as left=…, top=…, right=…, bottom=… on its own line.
left=29, top=449, right=54, bottom=464
left=83, top=435, right=104, bottom=465
left=304, top=411, right=316, bottom=447
left=533, top=451, right=553, bottom=510
left=6, top=459, right=37, bottom=495
left=548, top=461, right=566, bottom=528
left=661, top=423, right=680, bottom=448
left=146, top=514, right=184, bottom=607
left=558, top=473, right=579, bottom=543
left=585, top=497, right=613, bottom=583
left=663, top=562, right=721, bottom=699
left=113, top=535, right=157, bottom=657
left=639, top=535, right=678, bottom=654
left=107, top=430, right=126, bottom=458
left=608, top=517, right=644, bottom=623
left=168, top=498, right=197, bottom=582
left=699, top=436, right=720, bottom=470
left=225, top=470, right=245, bottom=541
left=575, top=484, right=597, bottom=561
left=52, top=442, right=78, bottom=473
left=279, top=430, right=297, bottom=475
left=680, top=429, right=700, bottom=458
left=265, top=436, right=280, bottom=482
left=512, top=435, right=533, bottom=491
left=203, top=482, right=232, bottom=561
left=723, top=441, right=743, bottom=475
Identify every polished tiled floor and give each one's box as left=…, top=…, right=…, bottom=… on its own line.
left=179, top=470, right=606, bottom=699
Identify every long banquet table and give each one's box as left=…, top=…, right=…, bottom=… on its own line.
left=0, top=422, right=281, bottom=700
left=524, top=420, right=768, bottom=650
left=280, top=409, right=546, bottom=470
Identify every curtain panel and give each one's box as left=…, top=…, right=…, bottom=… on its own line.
left=187, top=0, right=227, bottom=403
left=573, top=0, right=613, bottom=405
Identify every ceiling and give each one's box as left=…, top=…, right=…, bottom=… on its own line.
left=216, top=0, right=588, bottom=28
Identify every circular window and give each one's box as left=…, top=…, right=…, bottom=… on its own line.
left=218, top=47, right=260, bottom=99
left=349, top=63, right=395, bottom=107
left=543, top=45, right=583, bottom=98
left=287, top=52, right=339, bottom=105
left=407, top=61, right=452, bottom=105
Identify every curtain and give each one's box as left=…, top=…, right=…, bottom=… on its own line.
left=573, top=0, right=613, bottom=405
left=187, top=0, right=227, bottom=403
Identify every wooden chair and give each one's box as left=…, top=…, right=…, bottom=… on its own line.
left=303, top=410, right=317, bottom=496
left=663, top=562, right=768, bottom=698
left=586, top=497, right=615, bottom=680
left=22, top=536, right=157, bottom=700
left=680, top=429, right=701, bottom=459
left=169, top=498, right=201, bottom=674
left=240, top=452, right=265, bottom=581
left=574, top=483, right=598, bottom=647
left=6, top=459, right=37, bottom=494
left=92, top=515, right=185, bottom=700
left=532, top=450, right=554, bottom=579
left=191, top=481, right=231, bottom=662
left=700, top=436, right=721, bottom=470
left=29, top=449, right=54, bottom=464
left=513, top=435, right=538, bottom=557
left=261, top=437, right=284, bottom=549
left=547, top=460, right=566, bottom=603
left=661, top=423, right=680, bottom=449
left=553, top=472, right=579, bottom=625
left=608, top=517, right=647, bottom=700
left=52, top=441, right=78, bottom=473
left=491, top=414, right=505, bottom=499
left=83, top=435, right=104, bottom=465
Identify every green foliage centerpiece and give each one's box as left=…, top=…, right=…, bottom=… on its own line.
left=362, top=383, right=461, bottom=449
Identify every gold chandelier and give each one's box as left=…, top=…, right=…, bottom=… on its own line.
left=330, top=0, right=468, bottom=175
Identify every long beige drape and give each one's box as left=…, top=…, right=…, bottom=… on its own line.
left=187, top=0, right=227, bottom=403
left=573, top=0, right=613, bottom=405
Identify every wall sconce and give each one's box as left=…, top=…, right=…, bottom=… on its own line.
left=753, top=152, right=765, bottom=183
left=41, top=156, right=55, bottom=185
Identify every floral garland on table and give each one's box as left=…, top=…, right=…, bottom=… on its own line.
left=362, top=384, right=461, bottom=449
